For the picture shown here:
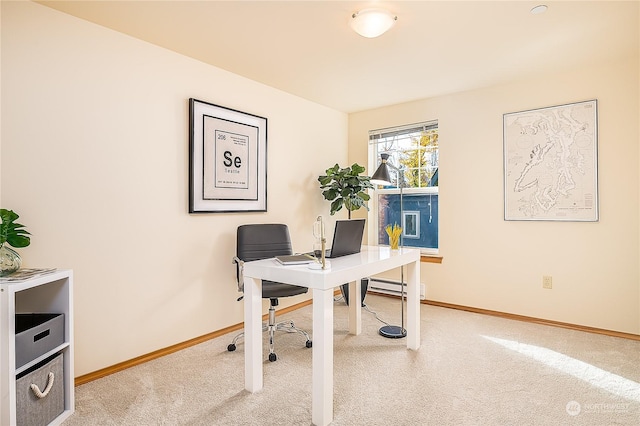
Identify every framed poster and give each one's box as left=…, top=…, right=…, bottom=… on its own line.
left=503, top=99, right=598, bottom=221
left=189, top=98, right=267, bottom=213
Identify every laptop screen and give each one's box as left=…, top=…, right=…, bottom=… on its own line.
left=327, top=219, right=366, bottom=258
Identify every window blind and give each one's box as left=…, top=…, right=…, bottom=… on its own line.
left=368, top=121, right=438, bottom=143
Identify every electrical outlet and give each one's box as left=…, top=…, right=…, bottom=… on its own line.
left=542, top=276, right=553, bottom=289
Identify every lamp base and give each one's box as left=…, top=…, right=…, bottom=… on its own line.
left=379, top=325, right=406, bottom=339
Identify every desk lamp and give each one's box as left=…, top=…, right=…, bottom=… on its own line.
left=370, top=153, right=407, bottom=339
left=313, top=216, right=328, bottom=270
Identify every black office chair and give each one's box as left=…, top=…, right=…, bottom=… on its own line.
left=227, top=223, right=312, bottom=362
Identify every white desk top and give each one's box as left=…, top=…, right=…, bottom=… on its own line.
left=242, top=245, right=420, bottom=290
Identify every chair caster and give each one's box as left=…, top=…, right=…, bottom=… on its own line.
left=227, top=344, right=236, bottom=352
left=268, top=353, right=277, bottom=362
left=306, top=340, right=312, bottom=348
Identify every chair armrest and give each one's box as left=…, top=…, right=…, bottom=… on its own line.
left=232, top=256, right=244, bottom=293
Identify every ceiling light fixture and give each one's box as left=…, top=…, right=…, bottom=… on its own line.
left=350, top=8, right=397, bottom=38
left=530, top=5, right=548, bottom=15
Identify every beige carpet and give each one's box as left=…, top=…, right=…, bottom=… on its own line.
left=63, top=294, right=640, bottom=425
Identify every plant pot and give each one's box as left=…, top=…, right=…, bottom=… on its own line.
left=0, top=244, right=22, bottom=276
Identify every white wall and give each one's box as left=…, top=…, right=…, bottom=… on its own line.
left=1, top=2, right=348, bottom=376
left=637, top=1, right=640, bottom=336
left=350, top=55, right=640, bottom=334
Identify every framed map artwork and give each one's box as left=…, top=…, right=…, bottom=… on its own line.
left=189, top=98, right=267, bottom=213
left=503, top=100, right=598, bottom=221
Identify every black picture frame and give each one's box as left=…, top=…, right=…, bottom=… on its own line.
left=189, top=98, right=267, bottom=213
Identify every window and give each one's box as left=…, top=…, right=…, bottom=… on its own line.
left=369, top=121, right=439, bottom=253
left=402, top=211, right=420, bottom=239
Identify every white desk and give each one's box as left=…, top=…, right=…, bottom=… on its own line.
left=242, top=245, right=421, bottom=426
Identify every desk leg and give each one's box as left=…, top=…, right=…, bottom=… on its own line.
left=406, top=260, right=421, bottom=350
left=348, top=280, right=361, bottom=335
left=244, top=276, right=263, bottom=392
left=312, top=288, right=333, bottom=426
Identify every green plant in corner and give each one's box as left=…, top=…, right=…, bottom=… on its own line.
left=318, top=163, right=373, bottom=219
left=0, top=209, right=31, bottom=249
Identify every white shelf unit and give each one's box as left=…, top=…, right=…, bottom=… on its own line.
left=0, top=270, right=74, bottom=426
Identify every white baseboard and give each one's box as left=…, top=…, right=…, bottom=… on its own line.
left=367, top=278, right=426, bottom=300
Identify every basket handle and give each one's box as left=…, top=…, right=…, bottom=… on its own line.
left=30, top=372, right=55, bottom=399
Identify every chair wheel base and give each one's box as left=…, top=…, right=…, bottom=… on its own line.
left=306, top=340, right=312, bottom=348
left=268, top=353, right=277, bottom=362
left=227, top=344, right=236, bottom=352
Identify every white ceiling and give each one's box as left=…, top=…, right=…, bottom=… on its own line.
left=38, top=1, right=638, bottom=113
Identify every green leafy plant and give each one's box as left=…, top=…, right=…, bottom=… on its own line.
left=0, top=209, right=31, bottom=249
left=318, top=163, right=373, bottom=218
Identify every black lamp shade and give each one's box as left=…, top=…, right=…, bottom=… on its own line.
left=370, top=153, right=392, bottom=185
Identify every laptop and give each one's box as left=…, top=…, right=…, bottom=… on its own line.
left=322, top=219, right=366, bottom=259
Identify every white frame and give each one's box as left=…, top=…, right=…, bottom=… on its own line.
left=368, top=122, right=440, bottom=255
left=402, top=210, right=420, bottom=239
left=189, top=98, right=267, bottom=213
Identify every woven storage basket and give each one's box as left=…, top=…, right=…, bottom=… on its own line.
left=16, top=353, right=64, bottom=426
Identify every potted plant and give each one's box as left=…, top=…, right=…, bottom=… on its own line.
left=318, top=163, right=373, bottom=306
left=317, top=163, right=373, bottom=219
left=0, top=209, right=31, bottom=276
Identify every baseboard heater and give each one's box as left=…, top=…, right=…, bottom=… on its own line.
left=367, top=278, right=426, bottom=300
